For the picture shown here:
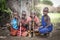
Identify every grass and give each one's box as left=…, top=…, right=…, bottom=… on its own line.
left=48, top=13, right=60, bottom=24
left=48, top=13, right=60, bottom=28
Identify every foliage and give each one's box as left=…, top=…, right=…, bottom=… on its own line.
left=29, top=5, right=41, bottom=19
left=34, top=7, right=41, bottom=19
left=48, top=13, right=60, bottom=23
left=41, top=0, right=53, bottom=6
left=0, top=0, right=11, bottom=26
left=57, top=6, right=60, bottom=13
left=0, top=0, right=11, bottom=13
left=39, top=0, right=53, bottom=6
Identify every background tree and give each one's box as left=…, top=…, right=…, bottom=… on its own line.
left=7, top=0, right=21, bottom=13
left=0, top=0, right=11, bottom=26
left=57, top=5, right=60, bottom=13
left=42, top=0, right=53, bottom=6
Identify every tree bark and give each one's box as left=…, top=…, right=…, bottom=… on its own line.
left=7, top=0, right=21, bottom=14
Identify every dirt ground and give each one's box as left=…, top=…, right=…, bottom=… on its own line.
left=0, top=26, right=60, bottom=40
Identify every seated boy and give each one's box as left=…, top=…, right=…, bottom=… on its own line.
left=39, top=7, right=53, bottom=36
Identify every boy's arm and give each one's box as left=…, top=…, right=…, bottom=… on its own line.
left=35, top=16, right=40, bottom=27
left=46, top=17, right=51, bottom=27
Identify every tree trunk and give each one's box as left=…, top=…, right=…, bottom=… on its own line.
left=7, top=0, right=31, bottom=17
left=7, top=0, right=21, bottom=14
left=7, top=0, right=39, bottom=16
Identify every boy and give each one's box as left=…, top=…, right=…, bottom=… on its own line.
left=39, top=7, right=53, bottom=36
left=17, top=11, right=28, bottom=37
left=10, top=12, right=19, bottom=36
left=27, top=11, right=40, bottom=37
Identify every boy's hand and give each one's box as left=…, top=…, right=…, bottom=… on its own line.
left=46, top=23, right=51, bottom=28
left=6, top=23, right=11, bottom=26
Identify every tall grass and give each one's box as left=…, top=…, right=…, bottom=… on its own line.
left=48, top=13, right=60, bottom=23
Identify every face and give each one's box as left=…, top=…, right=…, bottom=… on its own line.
left=22, top=11, right=26, bottom=19
left=43, top=8, right=49, bottom=15
left=31, top=13, right=35, bottom=18
left=43, top=11, right=48, bottom=15
left=14, top=13, right=18, bottom=19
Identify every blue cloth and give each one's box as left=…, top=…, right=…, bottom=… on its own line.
left=39, top=16, right=53, bottom=34
left=11, top=18, right=18, bottom=30
left=41, top=16, right=47, bottom=27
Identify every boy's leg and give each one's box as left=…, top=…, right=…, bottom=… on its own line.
left=39, top=27, right=48, bottom=34
left=48, top=24, right=53, bottom=32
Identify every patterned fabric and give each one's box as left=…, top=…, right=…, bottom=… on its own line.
left=10, top=27, right=18, bottom=36
left=17, top=18, right=28, bottom=36
left=17, top=26, right=27, bottom=36
left=11, top=18, right=18, bottom=30
left=27, top=16, right=39, bottom=29
left=27, top=16, right=39, bottom=24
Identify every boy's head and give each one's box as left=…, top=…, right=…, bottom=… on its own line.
left=30, top=11, right=36, bottom=18
left=43, top=7, right=49, bottom=15
left=22, top=11, right=26, bottom=19
left=13, top=12, right=18, bottom=19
